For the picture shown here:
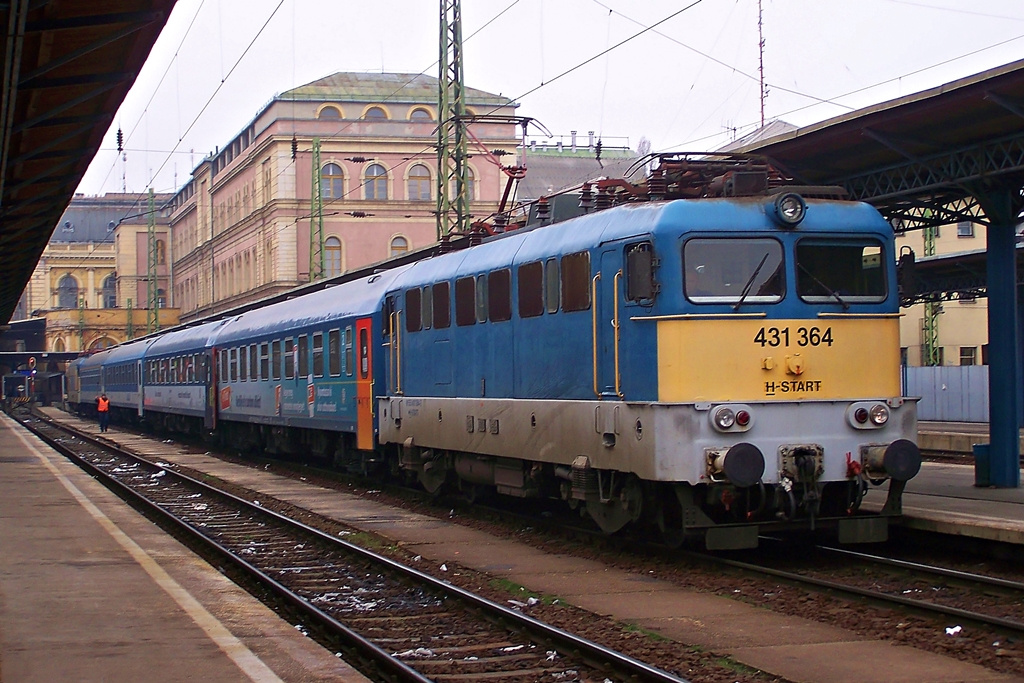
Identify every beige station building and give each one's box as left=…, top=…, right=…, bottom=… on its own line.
left=13, top=193, right=179, bottom=352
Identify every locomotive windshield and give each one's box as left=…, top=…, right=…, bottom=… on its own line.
left=796, top=238, right=886, bottom=304
left=684, top=238, right=784, bottom=304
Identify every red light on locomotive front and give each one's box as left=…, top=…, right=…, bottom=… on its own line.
left=854, top=408, right=869, bottom=424
left=736, top=410, right=751, bottom=427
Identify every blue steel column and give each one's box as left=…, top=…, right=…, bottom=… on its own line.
left=982, top=188, right=1021, bottom=488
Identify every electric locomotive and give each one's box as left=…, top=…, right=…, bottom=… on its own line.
left=375, top=155, right=920, bottom=549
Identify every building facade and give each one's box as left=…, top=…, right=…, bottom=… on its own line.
left=896, top=221, right=989, bottom=366
left=169, top=72, right=520, bottom=322
left=14, top=193, right=179, bottom=351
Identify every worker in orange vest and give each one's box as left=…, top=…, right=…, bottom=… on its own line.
left=96, top=393, right=110, bottom=433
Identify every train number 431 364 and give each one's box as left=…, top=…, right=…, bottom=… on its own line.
left=754, top=326, right=834, bottom=348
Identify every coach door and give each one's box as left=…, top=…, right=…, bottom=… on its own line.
left=596, top=248, right=624, bottom=399
left=203, top=349, right=217, bottom=430
left=355, top=317, right=374, bottom=450
left=136, top=359, right=144, bottom=416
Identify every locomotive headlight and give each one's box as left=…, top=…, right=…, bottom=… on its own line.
left=713, top=407, right=736, bottom=429
left=854, top=407, right=869, bottom=424
left=771, top=192, right=806, bottom=227
left=869, top=404, right=890, bottom=426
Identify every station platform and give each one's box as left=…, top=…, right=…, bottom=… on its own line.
left=864, top=422, right=1024, bottom=545
left=0, top=411, right=369, bottom=683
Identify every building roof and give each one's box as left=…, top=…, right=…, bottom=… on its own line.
left=279, top=72, right=514, bottom=107
left=49, top=193, right=172, bottom=244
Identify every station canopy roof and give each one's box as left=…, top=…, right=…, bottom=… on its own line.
left=732, top=58, right=1024, bottom=229
left=0, top=0, right=176, bottom=325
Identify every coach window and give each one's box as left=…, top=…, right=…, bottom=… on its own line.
left=626, top=242, right=656, bottom=302
left=230, top=349, right=238, bottom=382
left=260, top=343, right=270, bottom=380
left=329, top=329, right=341, bottom=376
left=489, top=268, right=512, bottom=322
left=517, top=262, right=544, bottom=318
left=344, top=327, right=353, bottom=375
left=218, top=352, right=227, bottom=383
left=455, top=277, right=475, bottom=326
left=298, top=334, right=309, bottom=377
left=239, top=347, right=248, bottom=381
left=189, top=356, right=196, bottom=383
left=249, top=345, right=258, bottom=381
left=433, top=281, right=450, bottom=328
left=312, top=332, right=324, bottom=377
left=406, top=288, right=422, bottom=332
left=561, top=252, right=591, bottom=312
left=796, top=238, right=886, bottom=303
left=359, top=327, right=369, bottom=378
left=683, top=238, right=783, bottom=304
left=272, top=340, right=282, bottom=380
left=544, top=258, right=559, bottom=313
left=284, top=338, right=295, bottom=379
left=421, top=286, right=433, bottom=330
left=475, top=274, right=488, bottom=322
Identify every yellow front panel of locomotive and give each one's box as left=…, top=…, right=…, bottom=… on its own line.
left=657, top=317, right=901, bottom=403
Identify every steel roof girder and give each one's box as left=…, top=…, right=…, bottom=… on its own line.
left=841, top=132, right=1024, bottom=202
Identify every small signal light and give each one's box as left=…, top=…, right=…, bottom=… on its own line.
left=854, top=407, right=869, bottom=424
left=736, top=410, right=751, bottom=427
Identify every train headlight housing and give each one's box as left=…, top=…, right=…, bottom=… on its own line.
left=710, top=404, right=753, bottom=432
left=847, top=402, right=892, bottom=429
left=770, top=192, right=806, bottom=227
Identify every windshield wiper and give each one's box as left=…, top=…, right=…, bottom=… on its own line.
left=798, top=263, right=850, bottom=310
left=733, top=252, right=771, bottom=311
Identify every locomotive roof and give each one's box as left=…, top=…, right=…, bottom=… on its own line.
left=212, top=265, right=414, bottom=344
left=386, top=196, right=890, bottom=292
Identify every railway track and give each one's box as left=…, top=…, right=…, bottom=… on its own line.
left=691, top=542, right=1024, bottom=637
left=18, top=411, right=688, bottom=683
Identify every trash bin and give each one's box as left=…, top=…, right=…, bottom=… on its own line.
left=973, top=443, right=990, bottom=487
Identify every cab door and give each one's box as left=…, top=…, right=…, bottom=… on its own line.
left=355, top=317, right=374, bottom=450
left=596, top=248, right=624, bottom=399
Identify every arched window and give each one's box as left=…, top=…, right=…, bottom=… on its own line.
left=364, top=164, right=388, bottom=200
left=156, top=239, right=166, bottom=265
left=321, top=163, right=344, bottom=199
left=102, top=274, right=117, bottom=308
left=363, top=106, right=387, bottom=120
left=408, top=164, right=431, bottom=201
left=318, top=106, right=341, bottom=119
left=466, top=167, right=475, bottom=201
left=325, top=237, right=343, bottom=278
left=410, top=108, right=432, bottom=122
left=390, top=236, right=409, bottom=258
left=57, top=274, right=78, bottom=309
left=89, top=337, right=116, bottom=351
left=53, top=338, right=66, bottom=352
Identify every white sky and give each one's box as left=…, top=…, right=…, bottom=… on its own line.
left=75, top=0, right=1024, bottom=197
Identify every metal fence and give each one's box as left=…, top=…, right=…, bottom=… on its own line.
left=903, top=365, right=989, bottom=422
